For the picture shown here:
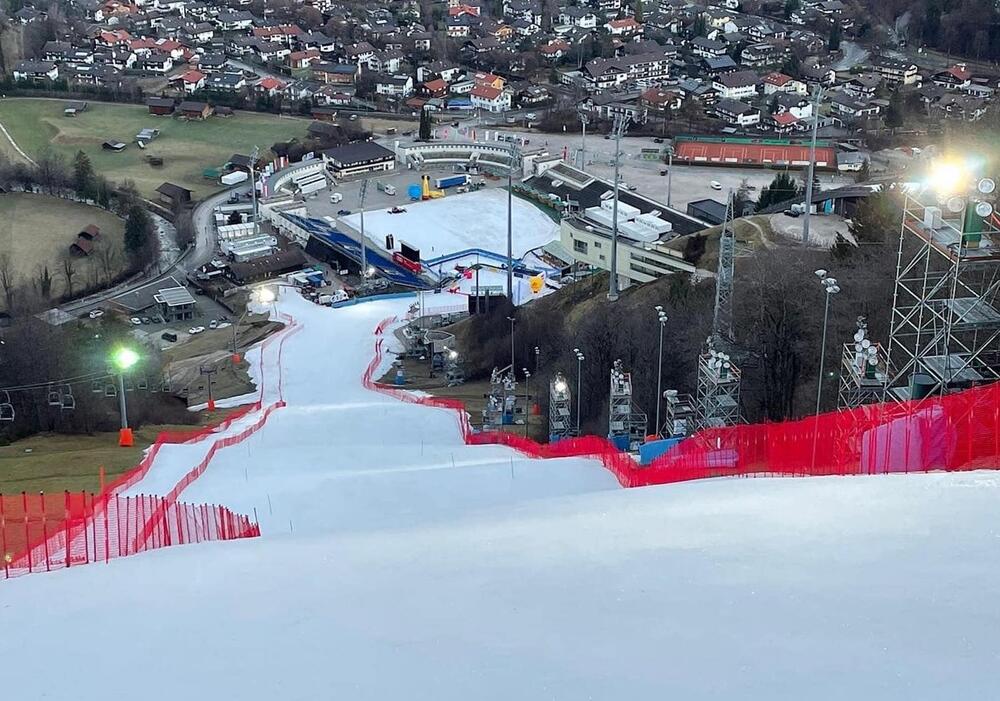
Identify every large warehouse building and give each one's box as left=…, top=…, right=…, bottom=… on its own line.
left=673, top=135, right=837, bottom=171
left=321, top=142, right=396, bottom=179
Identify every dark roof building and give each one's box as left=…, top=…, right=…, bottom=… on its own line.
left=686, top=198, right=729, bottom=225
left=321, top=142, right=396, bottom=178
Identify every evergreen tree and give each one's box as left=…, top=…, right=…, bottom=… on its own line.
left=692, top=14, right=706, bottom=37
left=783, top=0, right=800, bottom=18
left=634, top=0, right=643, bottom=23
left=828, top=22, right=841, bottom=51
left=756, top=172, right=801, bottom=211
left=854, top=158, right=871, bottom=183
left=849, top=188, right=899, bottom=244
left=885, top=89, right=904, bottom=128
left=124, top=205, right=154, bottom=268
left=72, top=150, right=96, bottom=200
left=419, top=108, right=432, bottom=140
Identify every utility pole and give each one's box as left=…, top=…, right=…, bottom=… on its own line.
left=359, top=179, right=369, bottom=283
left=579, top=111, right=589, bottom=170
left=249, top=144, right=260, bottom=237
left=200, top=365, right=218, bottom=412
left=654, top=306, right=667, bottom=436
left=608, top=113, right=630, bottom=302
left=802, top=84, right=823, bottom=245
left=506, top=145, right=519, bottom=302
left=665, top=145, right=673, bottom=208
left=507, top=315, right=516, bottom=372
left=574, top=348, right=585, bottom=435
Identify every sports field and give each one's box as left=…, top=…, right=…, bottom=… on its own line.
left=0, top=98, right=308, bottom=199
left=0, top=192, right=126, bottom=300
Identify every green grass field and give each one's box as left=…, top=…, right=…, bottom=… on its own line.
left=0, top=192, right=126, bottom=299
left=0, top=98, right=309, bottom=199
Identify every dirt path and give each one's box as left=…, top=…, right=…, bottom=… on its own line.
left=0, top=119, right=35, bottom=165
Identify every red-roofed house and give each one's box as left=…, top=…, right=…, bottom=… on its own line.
left=420, top=78, right=448, bottom=98
left=761, top=72, right=807, bottom=95
left=178, top=69, right=205, bottom=93
left=252, top=24, right=302, bottom=46
left=473, top=72, right=504, bottom=89
left=932, top=63, right=973, bottom=90
left=538, top=39, right=570, bottom=61
left=770, top=111, right=801, bottom=134
left=604, top=17, right=643, bottom=36
left=288, top=49, right=321, bottom=69
left=640, top=87, right=683, bottom=112
left=97, top=29, right=131, bottom=47
left=449, top=3, right=481, bottom=17
left=255, top=77, right=287, bottom=97
left=470, top=83, right=511, bottom=112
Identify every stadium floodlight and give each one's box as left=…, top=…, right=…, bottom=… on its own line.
left=112, top=347, right=139, bottom=371
left=927, top=159, right=968, bottom=195
left=554, top=379, right=568, bottom=393
left=255, top=287, right=276, bottom=304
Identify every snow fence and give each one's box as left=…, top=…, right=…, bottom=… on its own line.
left=2, top=313, right=303, bottom=579
left=365, top=317, right=1000, bottom=488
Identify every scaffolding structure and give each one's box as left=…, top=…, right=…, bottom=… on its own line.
left=548, top=372, right=574, bottom=442
left=711, top=195, right=736, bottom=350
left=608, top=359, right=647, bottom=451
left=695, top=350, right=741, bottom=429
left=662, top=389, right=697, bottom=438
left=885, top=190, right=1000, bottom=401
left=838, top=316, right=888, bottom=409
left=482, top=365, right=517, bottom=430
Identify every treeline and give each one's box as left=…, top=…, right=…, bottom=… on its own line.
left=0, top=150, right=159, bottom=315
left=456, top=196, right=902, bottom=431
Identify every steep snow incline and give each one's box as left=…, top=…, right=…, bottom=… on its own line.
left=3, top=291, right=999, bottom=700
left=131, top=292, right=619, bottom=533
left=4, top=471, right=1000, bottom=700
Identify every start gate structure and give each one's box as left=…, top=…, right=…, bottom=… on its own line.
left=608, top=359, right=647, bottom=451
left=885, top=187, right=1000, bottom=401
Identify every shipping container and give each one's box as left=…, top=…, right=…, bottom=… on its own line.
left=221, top=171, right=249, bottom=186
left=435, top=175, right=469, bottom=189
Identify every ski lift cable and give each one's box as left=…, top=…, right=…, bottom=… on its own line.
left=0, top=370, right=115, bottom=394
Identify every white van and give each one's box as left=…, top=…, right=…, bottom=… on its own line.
left=330, top=192, right=343, bottom=203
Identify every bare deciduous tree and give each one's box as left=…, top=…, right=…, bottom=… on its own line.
left=61, top=255, right=76, bottom=297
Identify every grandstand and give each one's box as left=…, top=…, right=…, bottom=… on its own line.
left=673, top=135, right=837, bottom=171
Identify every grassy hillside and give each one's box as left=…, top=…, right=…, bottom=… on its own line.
left=0, top=98, right=308, bottom=198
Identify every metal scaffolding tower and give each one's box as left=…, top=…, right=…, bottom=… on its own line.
left=607, top=113, right=631, bottom=302
left=838, top=316, right=888, bottom=409
left=482, top=366, right=518, bottom=430
left=711, top=194, right=736, bottom=350
left=662, top=389, right=697, bottom=438
left=885, top=188, right=1000, bottom=401
left=695, top=349, right=741, bottom=429
left=608, top=359, right=647, bottom=451
left=548, top=372, right=574, bottom=442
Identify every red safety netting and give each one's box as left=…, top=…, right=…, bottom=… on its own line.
left=1, top=491, right=259, bottom=579
left=364, top=317, right=1000, bottom=488
left=3, top=313, right=303, bottom=579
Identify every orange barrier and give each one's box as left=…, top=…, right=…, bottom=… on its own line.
left=363, top=317, right=1000, bottom=488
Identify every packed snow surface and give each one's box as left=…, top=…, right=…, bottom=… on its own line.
left=3, top=292, right=1000, bottom=700
left=341, top=188, right=559, bottom=259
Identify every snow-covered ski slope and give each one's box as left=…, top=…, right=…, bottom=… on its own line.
left=3, top=291, right=1000, bottom=700
left=342, top=188, right=559, bottom=260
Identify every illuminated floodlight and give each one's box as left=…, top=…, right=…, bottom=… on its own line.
left=112, top=347, right=139, bottom=371
left=977, top=178, right=996, bottom=195
left=255, top=287, right=276, bottom=304
left=554, top=380, right=568, bottom=393
left=926, top=160, right=968, bottom=195
left=975, top=201, right=994, bottom=218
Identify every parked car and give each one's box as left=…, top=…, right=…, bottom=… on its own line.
left=188, top=326, right=205, bottom=335
left=88, top=309, right=104, bottom=319
left=653, top=137, right=664, bottom=143
left=209, top=319, right=218, bottom=329
left=129, top=317, right=142, bottom=325
left=782, top=209, right=801, bottom=217
left=140, top=317, right=151, bottom=324
left=337, top=209, right=352, bottom=216
left=710, top=181, right=723, bottom=190
left=660, top=169, right=668, bottom=176
left=161, top=331, right=178, bottom=343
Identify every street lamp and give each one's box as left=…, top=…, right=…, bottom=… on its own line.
left=801, top=84, right=823, bottom=245
left=574, top=347, right=585, bottom=435
left=814, top=270, right=840, bottom=415
left=654, top=305, right=668, bottom=437
left=112, top=347, right=139, bottom=447
left=522, top=367, right=531, bottom=437
left=664, top=145, right=674, bottom=208
left=507, top=315, right=516, bottom=371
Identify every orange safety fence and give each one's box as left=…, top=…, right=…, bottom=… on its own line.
left=1, top=491, right=259, bottom=579
left=3, top=313, right=302, bottom=578
left=364, top=317, right=1000, bottom=488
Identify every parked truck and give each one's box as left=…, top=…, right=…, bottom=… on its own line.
left=435, top=174, right=469, bottom=189
left=221, top=171, right=249, bottom=186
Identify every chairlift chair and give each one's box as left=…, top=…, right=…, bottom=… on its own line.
left=137, top=376, right=149, bottom=391
left=0, top=390, right=13, bottom=422
left=91, top=379, right=104, bottom=394
left=124, top=376, right=136, bottom=392
left=47, top=385, right=62, bottom=407
left=104, top=381, right=118, bottom=398
left=59, top=385, right=75, bottom=410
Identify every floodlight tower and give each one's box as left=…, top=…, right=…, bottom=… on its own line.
left=608, top=359, right=648, bottom=451
left=711, top=193, right=736, bottom=350
left=695, top=349, right=741, bottom=429
left=884, top=169, right=1000, bottom=401
left=662, top=389, right=697, bottom=438
left=112, top=347, right=140, bottom=447
left=838, top=316, right=889, bottom=409
left=548, top=372, right=573, bottom=442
